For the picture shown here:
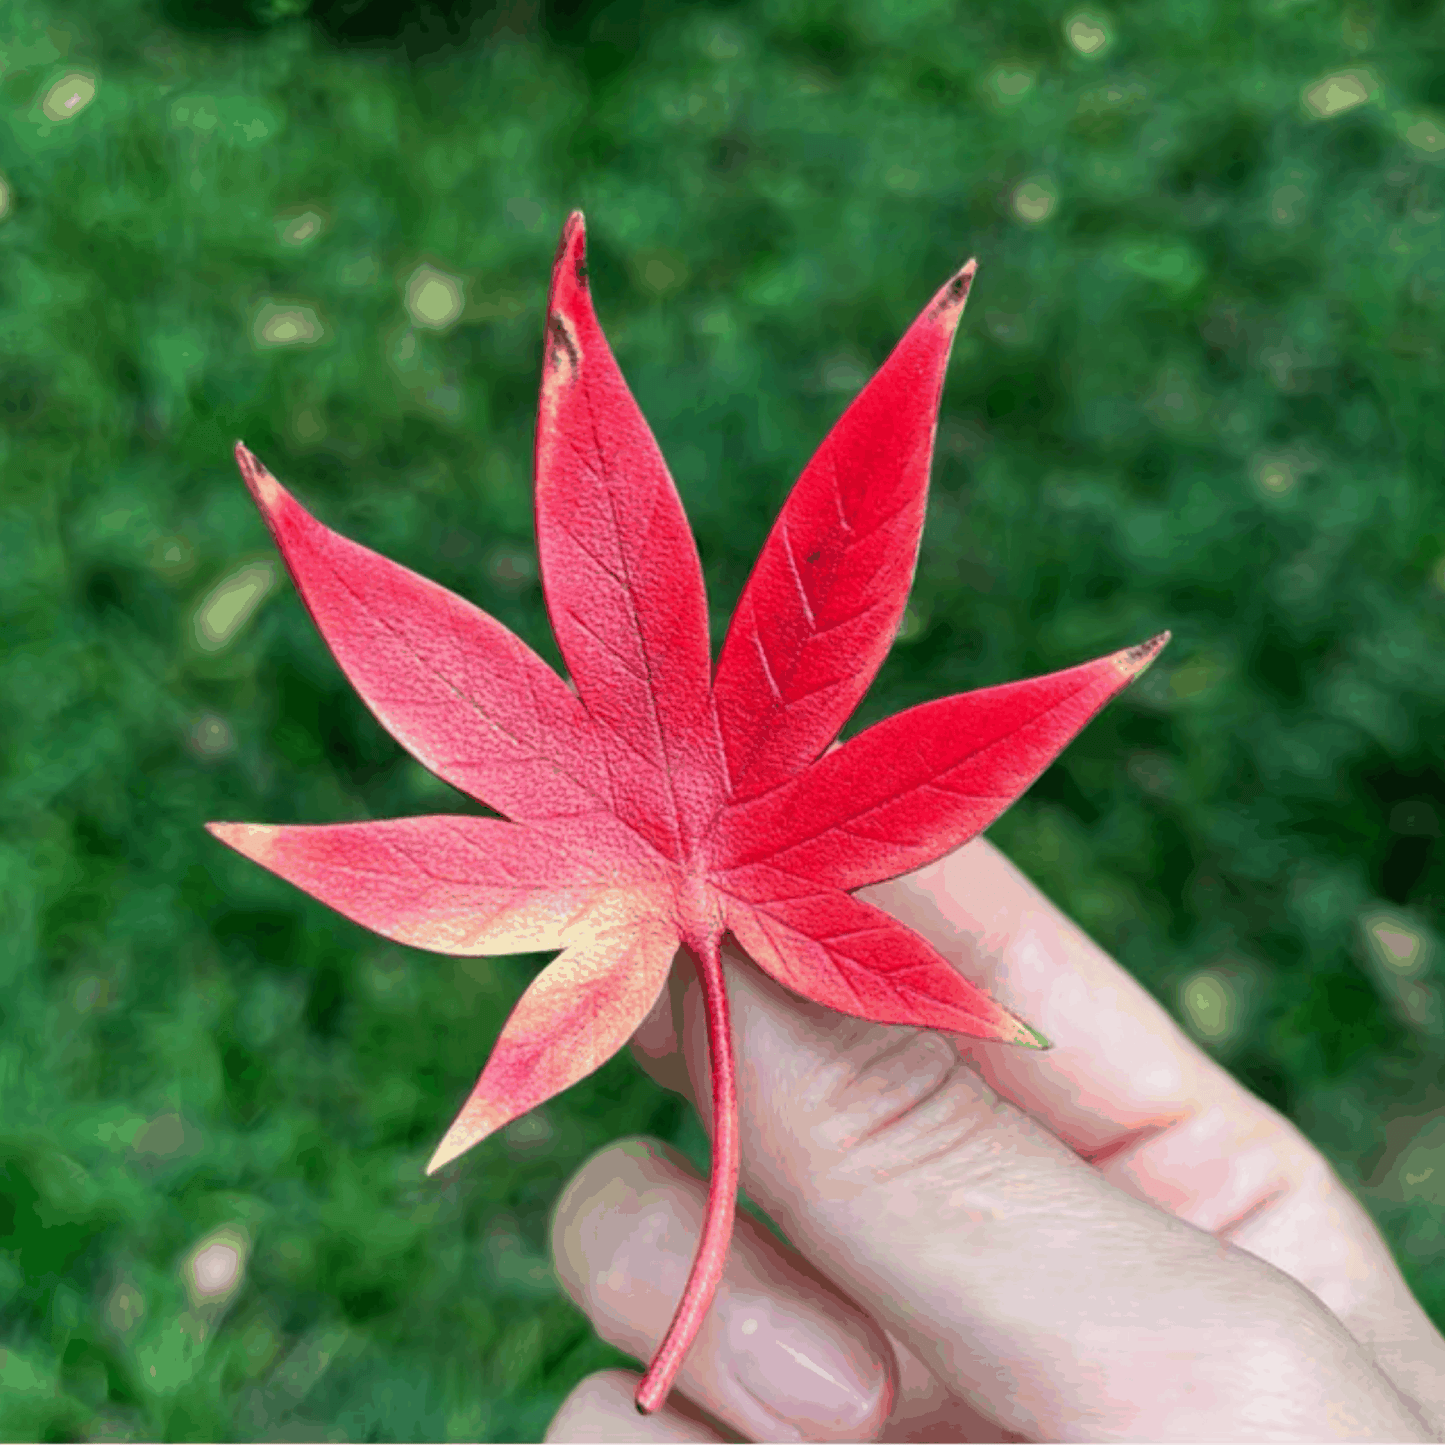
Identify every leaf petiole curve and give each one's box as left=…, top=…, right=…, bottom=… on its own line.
left=635, top=932, right=740, bottom=1415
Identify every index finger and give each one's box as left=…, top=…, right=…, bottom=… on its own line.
left=862, top=835, right=1207, bottom=1159
left=863, top=836, right=1445, bottom=1420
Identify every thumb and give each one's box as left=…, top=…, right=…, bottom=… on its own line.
left=664, top=940, right=1429, bottom=1442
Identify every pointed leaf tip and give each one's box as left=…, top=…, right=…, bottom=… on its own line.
left=1120, top=629, right=1171, bottom=676
left=1020, top=1020, right=1052, bottom=1050
left=712, top=253, right=983, bottom=801
left=206, top=820, right=280, bottom=866
left=935, top=257, right=979, bottom=322
left=232, top=440, right=283, bottom=514
left=424, top=1131, right=466, bottom=1176
left=991, top=1006, right=1052, bottom=1050
left=553, top=210, right=587, bottom=287
left=424, top=1098, right=509, bottom=1175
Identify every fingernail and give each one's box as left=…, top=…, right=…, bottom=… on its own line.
left=723, top=1289, right=888, bottom=1438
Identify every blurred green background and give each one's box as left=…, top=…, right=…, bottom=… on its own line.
left=3, top=0, right=1444, bottom=1436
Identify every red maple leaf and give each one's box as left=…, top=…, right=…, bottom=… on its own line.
left=208, top=211, right=1168, bottom=1414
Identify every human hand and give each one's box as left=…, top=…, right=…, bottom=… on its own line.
left=543, top=836, right=1445, bottom=1442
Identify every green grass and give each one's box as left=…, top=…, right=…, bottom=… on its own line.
left=2, top=0, right=1444, bottom=1437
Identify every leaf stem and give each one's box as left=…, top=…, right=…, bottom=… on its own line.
left=634, top=932, right=739, bottom=1415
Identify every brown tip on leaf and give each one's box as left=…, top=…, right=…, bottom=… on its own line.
left=233, top=440, right=283, bottom=514
left=949, top=258, right=979, bottom=303
left=1120, top=630, right=1172, bottom=675
left=932, top=258, right=978, bottom=323
left=635, top=1402, right=649, bottom=1417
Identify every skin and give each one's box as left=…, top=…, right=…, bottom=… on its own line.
left=543, top=835, right=1445, bottom=1444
